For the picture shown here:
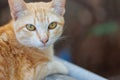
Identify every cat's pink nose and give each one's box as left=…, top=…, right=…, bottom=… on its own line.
left=40, top=38, right=48, bottom=44
left=40, top=33, right=49, bottom=45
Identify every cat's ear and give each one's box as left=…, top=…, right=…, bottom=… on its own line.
left=51, top=0, right=66, bottom=16
left=8, top=0, right=27, bottom=20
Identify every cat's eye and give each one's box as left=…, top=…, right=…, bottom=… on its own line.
left=26, top=24, right=36, bottom=31
left=48, top=22, right=57, bottom=30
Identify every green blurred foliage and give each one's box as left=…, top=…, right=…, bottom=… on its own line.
left=90, top=22, right=118, bottom=36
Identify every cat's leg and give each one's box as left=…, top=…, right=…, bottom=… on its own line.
left=47, top=60, right=68, bottom=75
left=35, top=61, right=68, bottom=80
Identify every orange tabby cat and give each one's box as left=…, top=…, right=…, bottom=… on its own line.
left=0, top=0, right=67, bottom=80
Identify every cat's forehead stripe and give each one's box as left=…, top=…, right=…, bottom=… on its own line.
left=34, top=10, right=37, bottom=25
left=34, top=8, right=48, bottom=24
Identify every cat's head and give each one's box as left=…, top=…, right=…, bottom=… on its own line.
left=8, top=0, right=66, bottom=49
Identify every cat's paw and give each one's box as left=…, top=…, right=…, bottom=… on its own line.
left=48, top=61, right=68, bottom=75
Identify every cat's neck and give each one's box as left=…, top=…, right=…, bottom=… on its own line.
left=40, top=45, right=54, bottom=59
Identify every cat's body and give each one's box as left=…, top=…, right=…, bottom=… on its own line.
left=0, top=0, right=67, bottom=80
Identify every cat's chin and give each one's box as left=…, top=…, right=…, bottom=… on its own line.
left=38, top=46, right=48, bottom=50
left=38, top=44, right=49, bottom=50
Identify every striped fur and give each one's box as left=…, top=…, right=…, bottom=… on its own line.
left=0, top=0, right=67, bottom=80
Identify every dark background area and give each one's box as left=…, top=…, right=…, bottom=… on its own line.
left=1, top=0, right=120, bottom=79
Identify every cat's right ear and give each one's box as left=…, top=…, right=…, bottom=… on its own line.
left=8, top=0, right=27, bottom=20
left=51, top=0, right=66, bottom=16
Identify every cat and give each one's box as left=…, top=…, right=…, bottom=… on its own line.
left=0, top=0, right=68, bottom=80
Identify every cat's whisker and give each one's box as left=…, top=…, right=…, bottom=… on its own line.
left=56, top=36, right=70, bottom=42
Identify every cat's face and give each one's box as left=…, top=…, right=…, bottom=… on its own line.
left=8, top=0, right=66, bottom=49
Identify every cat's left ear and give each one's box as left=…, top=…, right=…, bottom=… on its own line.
left=8, top=0, right=27, bottom=20
left=51, top=0, right=66, bottom=16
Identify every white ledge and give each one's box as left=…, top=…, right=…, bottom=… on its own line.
left=49, top=57, right=108, bottom=80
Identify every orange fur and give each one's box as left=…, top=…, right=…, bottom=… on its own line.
left=0, top=0, right=67, bottom=80
left=0, top=22, right=49, bottom=80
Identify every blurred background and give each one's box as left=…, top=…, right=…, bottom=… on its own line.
left=1, top=0, right=120, bottom=79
